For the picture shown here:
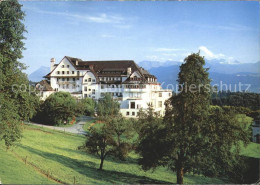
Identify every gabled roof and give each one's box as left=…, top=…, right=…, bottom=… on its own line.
left=44, top=56, right=157, bottom=82
left=36, top=80, right=53, bottom=91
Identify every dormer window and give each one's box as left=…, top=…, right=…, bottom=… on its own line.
left=88, top=78, right=91, bottom=82
left=72, top=71, right=75, bottom=74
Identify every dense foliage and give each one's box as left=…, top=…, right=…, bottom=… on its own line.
left=211, top=91, right=260, bottom=111
left=83, top=116, right=134, bottom=170
left=96, top=93, right=120, bottom=120
left=0, top=0, right=39, bottom=148
left=33, top=92, right=77, bottom=125
left=136, top=53, right=251, bottom=184
left=76, top=98, right=95, bottom=116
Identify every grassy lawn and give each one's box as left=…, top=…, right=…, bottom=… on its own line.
left=240, top=142, right=260, bottom=158
left=0, top=124, right=226, bottom=184
left=0, top=145, right=54, bottom=184
left=82, top=118, right=96, bottom=131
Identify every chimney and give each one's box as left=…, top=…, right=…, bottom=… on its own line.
left=50, top=58, right=55, bottom=71
left=76, top=60, right=79, bottom=66
left=127, top=67, right=132, bottom=76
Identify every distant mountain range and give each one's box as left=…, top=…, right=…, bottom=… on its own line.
left=145, top=59, right=260, bottom=93
left=138, top=59, right=260, bottom=74
left=28, top=59, right=260, bottom=93
left=28, top=66, right=49, bottom=82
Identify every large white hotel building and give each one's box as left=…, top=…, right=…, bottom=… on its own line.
left=38, top=56, right=172, bottom=118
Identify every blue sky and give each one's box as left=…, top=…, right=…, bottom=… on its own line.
left=20, top=1, right=259, bottom=74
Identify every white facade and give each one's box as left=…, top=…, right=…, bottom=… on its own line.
left=43, top=56, right=172, bottom=117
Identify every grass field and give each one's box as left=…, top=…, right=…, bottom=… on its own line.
left=240, top=142, right=260, bottom=158
left=0, top=123, right=230, bottom=184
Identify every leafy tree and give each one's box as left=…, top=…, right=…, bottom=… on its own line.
left=106, top=116, right=134, bottom=160
left=96, top=93, right=120, bottom=120
left=84, top=116, right=133, bottom=170
left=84, top=122, right=114, bottom=170
left=0, top=0, right=36, bottom=148
left=76, top=98, right=95, bottom=116
left=136, top=53, right=250, bottom=184
left=38, top=92, right=77, bottom=125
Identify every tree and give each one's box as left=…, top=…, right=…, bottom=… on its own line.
left=76, top=98, right=95, bottom=116
left=106, top=116, right=134, bottom=160
left=0, top=0, right=34, bottom=148
left=84, top=123, right=113, bottom=170
left=96, top=93, right=120, bottom=120
left=136, top=53, right=250, bottom=184
left=38, top=92, right=77, bottom=125
left=84, top=116, right=134, bottom=170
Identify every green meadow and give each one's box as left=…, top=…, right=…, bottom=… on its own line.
left=0, top=123, right=259, bottom=184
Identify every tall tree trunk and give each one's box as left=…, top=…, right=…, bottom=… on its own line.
left=177, top=166, right=184, bottom=184
left=99, top=157, right=104, bottom=170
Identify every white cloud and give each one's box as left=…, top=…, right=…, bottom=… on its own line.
left=198, top=46, right=239, bottom=64
left=24, top=7, right=125, bottom=24
left=199, top=46, right=225, bottom=60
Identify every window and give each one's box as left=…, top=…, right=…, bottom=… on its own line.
left=67, top=71, right=69, bottom=74
left=72, top=71, right=75, bottom=74
left=67, top=65, right=69, bottom=68
left=132, top=112, right=135, bottom=116
left=67, top=78, right=69, bottom=81
left=77, top=71, right=80, bottom=76
left=84, top=94, right=88, bottom=98
left=89, top=89, right=91, bottom=91
left=85, top=79, right=88, bottom=82
left=62, top=71, right=65, bottom=74
left=159, top=92, right=162, bottom=97
left=73, top=78, right=75, bottom=81
left=112, top=85, right=114, bottom=88
left=130, top=102, right=135, bottom=109
left=62, top=65, right=64, bottom=68
left=92, top=90, right=95, bottom=95
left=169, top=93, right=171, bottom=97
left=84, top=87, right=88, bottom=91
left=88, top=78, right=91, bottom=82
left=66, top=84, right=69, bottom=89
left=62, top=78, right=65, bottom=81
left=57, top=71, right=60, bottom=74
left=158, top=101, right=162, bottom=108
left=92, top=79, right=95, bottom=82
left=126, top=112, right=130, bottom=116
left=101, top=85, right=104, bottom=89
